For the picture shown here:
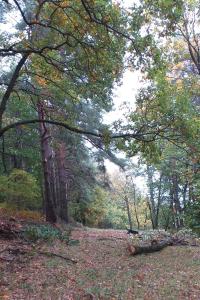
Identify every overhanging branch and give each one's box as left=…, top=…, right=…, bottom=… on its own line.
left=0, top=118, right=149, bottom=141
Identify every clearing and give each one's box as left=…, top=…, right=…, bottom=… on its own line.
left=1, top=228, right=200, bottom=299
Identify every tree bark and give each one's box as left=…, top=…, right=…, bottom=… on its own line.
left=56, top=142, right=69, bottom=223
left=133, top=186, right=140, bottom=230
left=124, top=195, right=133, bottom=230
left=128, top=240, right=172, bottom=256
left=38, top=101, right=57, bottom=223
left=147, top=165, right=157, bottom=229
left=171, top=159, right=183, bottom=228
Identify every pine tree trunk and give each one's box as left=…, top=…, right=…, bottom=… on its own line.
left=38, top=101, right=57, bottom=223
left=56, top=142, right=69, bottom=223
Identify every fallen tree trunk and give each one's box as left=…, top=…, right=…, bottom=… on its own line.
left=128, top=240, right=173, bottom=256
left=127, top=235, right=198, bottom=256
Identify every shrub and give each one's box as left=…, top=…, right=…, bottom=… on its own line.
left=0, top=169, right=41, bottom=210
left=22, top=224, right=71, bottom=243
left=185, top=200, right=200, bottom=234
left=0, top=207, right=43, bottom=221
left=175, top=228, right=198, bottom=239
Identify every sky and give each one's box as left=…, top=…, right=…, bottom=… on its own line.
left=104, top=0, right=148, bottom=193
left=104, top=70, right=142, bottom=124
left=103, top=69, right=146, bottom=192
left=104, top=69, right=147, bottom=193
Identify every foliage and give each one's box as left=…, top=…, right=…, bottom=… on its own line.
left=0, top=0, right=129, bottom=223
left=1, top=0, right=200, bottom=230
left=0, top=207, right=43, bottom=221
left=115, top=0, right=200, bottom=231
left=22, top=224, right=70, bottom=243
left=0, top=169, right=41, bottom=210
left=83, top=187, right=108, bottom=227
left=174, top=228, right=198, bottom=239
left=97, top=201, right=128, bottom=229
left=185, top=201, right=200, bottom=232
left=70, top=185, right=129, bottom=229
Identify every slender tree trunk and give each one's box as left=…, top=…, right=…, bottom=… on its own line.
left=144, top=206, right=148, bottom=230
left=188, top=181, right=194, bottom=202
left=155, top=173, right=163, bottom=228
left=133, top=186, right=140, bottom=230
left=147, top=165, right=157, bottom=229
left=182, top=182, right=188, bottom=209
left=124, top=195, right=133, bottom=230
left=169, top=185, right=176, bottom=229
left=37, top=101, right=57, bottom=223
left=56, top=142, right=69, bottom=223
left=1, top=135, right=7, bottom=173
left=171, top=160, right=183, bottom=228
left=161, top=206, right=170, bottom=231
left=147, top=201, right=155, bottom=229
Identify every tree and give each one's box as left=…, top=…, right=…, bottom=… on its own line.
left=0, top=0, right=129, bottom=222
left=0, top=169, right=41, bottom=210
left=114, top=0, right=200, bottom=229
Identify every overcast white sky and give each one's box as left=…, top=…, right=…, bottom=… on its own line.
left=104, top=69, right=146, bottom=193
left=104, top=0, right=148, bottom=192
left=104, top=0, right=141, bottom=125
left=104, top=70, right=142, bottom=124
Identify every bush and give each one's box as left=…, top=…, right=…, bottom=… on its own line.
left=175, top=228, right=198, bottom=239
left=0, top=169, right=41, bottom=210
left=185, top=200, right=200, bottom=234
left=0, top=207, right=43, bottom=221
left=22, top=224, right=70, bottom=243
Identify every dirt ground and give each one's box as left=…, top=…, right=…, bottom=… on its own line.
left=1, top=228, right=200, bottom=300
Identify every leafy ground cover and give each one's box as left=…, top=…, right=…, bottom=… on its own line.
left=1, top=228, right=200, bottom=299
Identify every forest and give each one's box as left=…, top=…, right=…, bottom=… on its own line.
left=1, top=0, right=200, bottom=299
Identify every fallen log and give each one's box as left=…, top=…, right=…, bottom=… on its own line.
left=128, top=239, right=173, bottom=256
left=128, top=236, right=199, bottom=256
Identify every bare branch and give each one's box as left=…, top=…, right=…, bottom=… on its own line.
left=0, top=53, right=29, bottom=128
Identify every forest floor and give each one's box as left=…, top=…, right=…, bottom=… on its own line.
left=1, top=227, right=200, bottom=300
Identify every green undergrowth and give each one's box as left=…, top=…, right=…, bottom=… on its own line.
left=22, top=224, right=71, bottom=243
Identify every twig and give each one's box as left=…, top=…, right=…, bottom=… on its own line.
left=38, top=251, right=77, bottom=264
left=0, top=246, right=77, bottom=264
left=97, top=237, right=125, bottom=241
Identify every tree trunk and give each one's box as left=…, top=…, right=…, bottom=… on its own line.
left=155, top=173, right=163, bottom=227
left=147, top=165, right=157, bottom=229
left=182, top=182, right=188, bottom=209
left=171, top=159, right=183, bottom=228
left=124, top=195, right=133, bottom=230
left=188, top=181, right=194, bottom=202
left=161, top=206, right=170, bottom=231
left=133, top=186, right=140, bottom=230
left=37, top=101, right=57, bottom=223
left=128, top=240, right=172, bottom=256
left=56, top=142, right=69, bottom=223
left=169, top=185, right=176, bottom=229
